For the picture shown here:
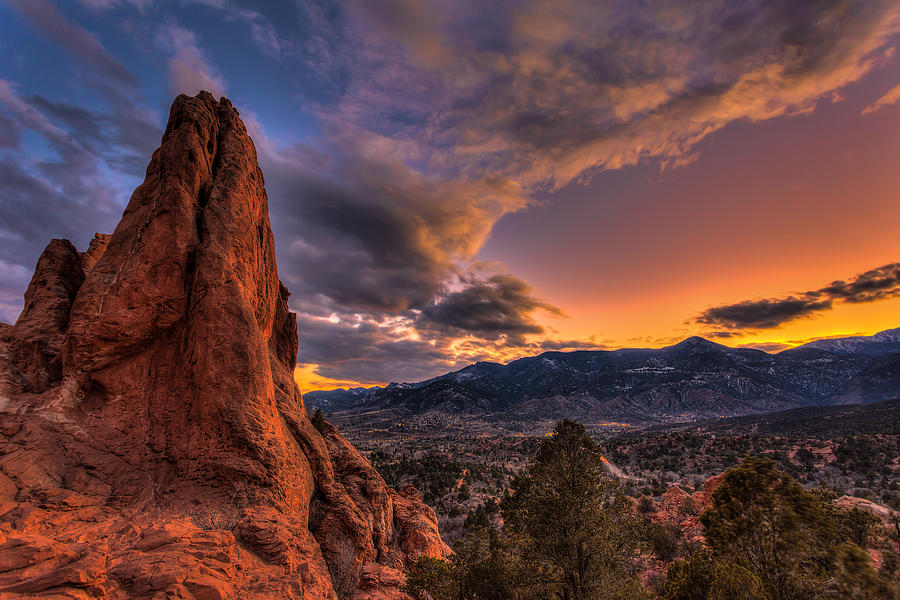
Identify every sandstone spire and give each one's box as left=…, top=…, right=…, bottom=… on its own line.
left=0, top=92, right=447, bottom=600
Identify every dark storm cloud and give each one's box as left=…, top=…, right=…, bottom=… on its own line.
left=249, top=135, right=559, bottom=381
left=447, top=335, right=609, bottom=361
left=262, top=0, right=899, bottom=382
left=295, top=307, right=600, bottom=384
left=819, top=263, right=900, bottom=303
left=707, top=331, right=740, bottom=339
left=296, top=312, right=465, bottom=383
left=261, top=142, right=526, bottom=315
left=416, top=273, right=563, bottom=345
left=696, top=263, right=900, bottom=330
left=8, top=0, right=138, bottom=87
left=697, top=296, right=834, bottom=330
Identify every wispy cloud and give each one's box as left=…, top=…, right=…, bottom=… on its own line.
left=181, top=0, right=289, bottom=58
left=9, top=0, right=138, bottom=87
left=159, top=23, right=227, bottom=97
left=0, top=79, right=158, bottom=319
left=862, top=82, right=900, bottom=114
left=695, top=262, right=900, bottom=330
left=416, top=272, right=564, bottom=346
left=76, top=0, right=152, bottom=11
left=0, top=3, right=160, bottom=322
left=324, top=0, right=900, bottom=190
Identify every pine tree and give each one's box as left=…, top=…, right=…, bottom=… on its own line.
left=501, top=419, right=649, bottom=600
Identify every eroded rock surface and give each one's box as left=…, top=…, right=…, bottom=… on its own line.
left=0, top=92, right=447, bottom=600
left=1, top=239, right=84, bottom=393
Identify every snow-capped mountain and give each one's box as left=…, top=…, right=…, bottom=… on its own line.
left=790, top=328, right=900, bottom=356
left=304, top=328, right=900, bottom=423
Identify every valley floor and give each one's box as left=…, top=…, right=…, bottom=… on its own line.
left=325, top=399, right=900, bottom=541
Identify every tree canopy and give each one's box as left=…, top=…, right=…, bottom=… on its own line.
left=404, top=425, right=899, bottom=600
left=666, top=456, right=898, bottom=600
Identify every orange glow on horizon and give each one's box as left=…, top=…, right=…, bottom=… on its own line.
left=294, top=365, right=384, bottom=396
left=294, top=94, right=900, bottom=393
left=296, top=294, right=900, bottom=392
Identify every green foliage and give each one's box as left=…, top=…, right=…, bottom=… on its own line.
left=647, top=521, right=682, bottom=562
left=403, top=432, right=899, bottom=600
left=706, top=562, right=767, bottom=600
left=664, top=554, right=767, bottom=600
left=700, top=456, right=834, bottom=600
left=311, top=408, right=327, bottom=433
left=463, top=498, right=499, bottom=531
left=603, top=424, right=899, bottom=510
left=882, top=550, right=899, bottom=579
left=403, top=556, right=455, bottom=600
left=457, top=483, right=471, bottom=502
left=693, top=456, right=899, bottom=600
left=839, top=507, right=879, bottom=548
left=451, top=526, right=522, bottom=600
left=637, top=495, right=655, bottom=514
left=463, top=505, right=490, bottom=531
left=403, top=525, right=524, bottom=600
left=410, top=419, right=650, bottom=600
left=663, top=548, right=717, bottom=600
left=501, top=419, right=649, bottom=600
left=371, top=450, right=509, bottom=510
left=812, top=487, right=880, bottom=548
left=829, top=543, right=899, bottom=600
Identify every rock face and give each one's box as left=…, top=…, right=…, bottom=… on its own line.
left=0, top=92, right=448, bottom=599
left=2, top=239, right=84, bottom=393
left=79, top=233, right=111, bottom=272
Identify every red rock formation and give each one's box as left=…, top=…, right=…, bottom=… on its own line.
left=835, top=495, right=900, bottom=562
left=1, top=239, right=84, bottom=394
left=0, top=92, right=448, bottom=600
left=79, top=233, right=111, bottom=272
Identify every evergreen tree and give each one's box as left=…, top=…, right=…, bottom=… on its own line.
left=663, top=547, right=717, bottom=600
left=700, top=456, right=834, bottom=600
left=311, top=408, right=327, bottom=433
left=501, top=419, right=649, bottom=600
left=677, top=456, right=900, bottom=600
left=827, top=543, right=899, bottom=600
left=403, top=556, right=455, bottom=600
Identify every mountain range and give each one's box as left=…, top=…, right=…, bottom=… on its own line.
left=305, top=328, right=900, bottom=424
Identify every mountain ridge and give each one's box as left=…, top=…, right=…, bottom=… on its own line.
left=788, top=327, right=900, bottom=356
left=306, top=328, right=900, bottom=425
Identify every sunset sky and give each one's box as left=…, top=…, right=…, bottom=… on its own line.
left=1, top=0, right=898, bottom=392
